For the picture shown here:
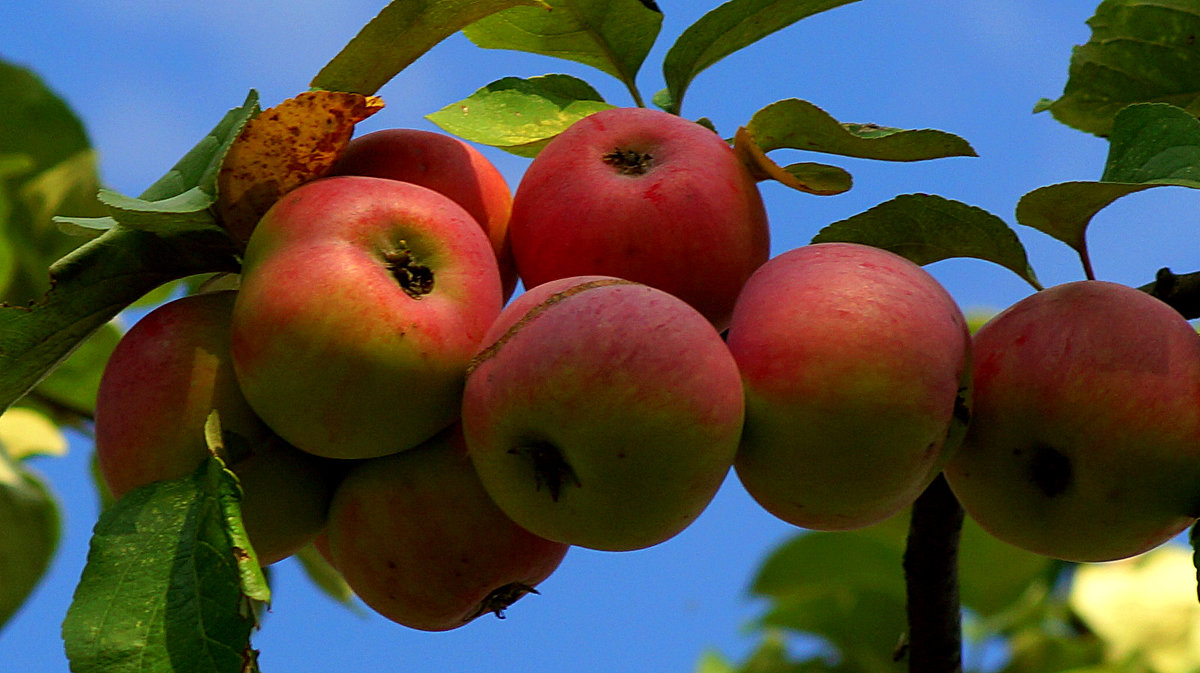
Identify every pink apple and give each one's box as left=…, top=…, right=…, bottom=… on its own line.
left=331, top=128, right=517, bottom=299
left=463, top=276, right=745, bottom=552
left=230, top=175, right=503, bottom=460
left=945, top=280, right=1200, bottom=562
left=94, top=290, right=334, bottom=565
left=507, top=107, right=770, bottom=330
left=726, top=243, right=971, bottom=530
left=326, top=425, right=568, bottom=631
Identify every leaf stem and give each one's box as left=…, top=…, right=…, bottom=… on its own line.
left=902, top=474, right=964, bottom=673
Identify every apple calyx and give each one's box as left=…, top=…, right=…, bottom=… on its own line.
left=467, top=277, right=637, bottom=376
left=602, top=148, right=654, bottom=176
left=1026, top=444, right=1072, bottom=497
left=507, top=440, right=581, bottom=502
left=466, top=582, right=540, bottom=622
left=383, top=243, right=434, bottom=298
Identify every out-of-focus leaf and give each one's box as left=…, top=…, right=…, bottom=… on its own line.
left=1035, top=0, right=1200, bottom=136
left=32, top=320, right=121, bottom=418
left=0, top=444, right=59, bottom=630
left=1016, top=103, right=1200, bottom=264
left=63, top=452, right=268, bottom=673
left=311, top=0, right=546, bottom=95
left=0, top=407, right=66, bottom=460
left=216, top=91, right=382, bottom=245
left=463, top=0, right=662, bottom=104
left=0, top=61, right=90, bottom=175
left=661, top=0, right=862, bottom=114
left=813, top=194, right=1043, bottom=290
left=1002, top=625, right=1107, bottom=673
left=734, top=126, right=851, bottom=195
left=745, top=99, right=977, bottom=161
left=294, top=543, right=360, bottom=612
left=958, top=516, right=1056, bottom=619
left=762, top=589, right=906, bottom=673
left=427, top=75, right=613, bottom=157
left=1071, top=545, right=1200, bottom=673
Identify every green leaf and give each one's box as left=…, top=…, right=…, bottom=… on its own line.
left=1036, top=0, right=1200, bottom=136
left=311, top=0, right=546, bottom=95
left=33, top=320, right=122, bottom=417
left=1015, top=103, right=1200, bottom=259
left=98, top=187, right=223, bottom=235
left=62, top=453, right=267, bottom=673
left=661, top=0, right=862, bottom=114
left=427, top=74, right=614, bottom=156
left=0, top=61, right=91, bottom=176
left=751, top=529, right=906, bottom=604
left=813, top=194, right=1043, bottom=290
left=294, top=544, right=359, bottom=609
left=958, top=516, right=1056, bottom=619
left=463, top=0, right=663, bottom=105
left=746, top=99, right=977, bottom=161
left=0, top=445, right=59, bottom=630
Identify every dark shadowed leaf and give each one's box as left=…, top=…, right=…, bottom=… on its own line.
left=813, top=194, right=1042, bottom=289
left=63, top=452, right=268, bottom=673
left=463, top=0, right=662, bottom=105
left=1016, top=103, right=1200, bottom=257
left=0, top=445, right=59, bottom=631
left=746, top=99, right=977, bottom=161
left=312, top=0, right=546, bottom=95
left=427, top=75, right=613, bottom=156
left=1035, top=0, right=1200, bottom=136
left=661, top=0, right=862, bottom=114
left=33, top=320, right=121, bottom=418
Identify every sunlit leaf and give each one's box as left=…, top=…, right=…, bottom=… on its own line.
left=463, top=0, right=662, bottom=104
left=311, top=0, right=546, bottom=95
left=0, top=407, right=66, bottom=460
left=216, top=91, right=382, bottom=245
left=0, top=445, right=59, bottom=630
left=734, top=126, right=851, bottom=195
left=813, top=194, right=1042, bottom=290
left=661, top=0, right=862, bottom=114
left=745, top=99, right=977, bottom=161
left=1035, top=0, right=1200, bottom=136
left=63, top=453, right=268, bottom=673
left=427, top=74, right=613, bottom=157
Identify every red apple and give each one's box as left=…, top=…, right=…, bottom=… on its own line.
left=326, top=425, right=568, bottom=631
left=507, top=107, right=770, bottom=330
left=463, top=276, right=745, bottom=552
left=230, top=175, right=503, bottom=460
left=331, top=128, right=517, bottom=299
left=945, top=280, right=1200, bottom=562
left=94, top=290, right=334, bottom=565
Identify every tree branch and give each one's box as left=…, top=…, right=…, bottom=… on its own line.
left=903, top=474, right=964, bottom=673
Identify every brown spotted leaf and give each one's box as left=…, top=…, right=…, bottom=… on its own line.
left=216, top=91, right=384, bottom=246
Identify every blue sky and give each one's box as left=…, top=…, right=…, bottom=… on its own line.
left=3, top=1, right=1196, bottom=672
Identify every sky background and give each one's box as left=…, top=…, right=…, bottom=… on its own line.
left=2, top=1, right=1196, bottom=672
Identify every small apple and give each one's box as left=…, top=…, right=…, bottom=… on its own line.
left=94, top=290, right=334, bottom=565
left=507, top=107, right=770, bottom=330
left=726, top=243, right=971, bottom=530
left=325, top=425, right=568, bottom=631
left=945, top=280, right=1200, bottom=562
left=462, top=276, right=745, bottom=552
left=331, top=128, right=517, bottom=299
left=230, top=175, right=503, bottom=460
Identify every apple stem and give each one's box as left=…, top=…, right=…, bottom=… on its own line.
left=902, top=474, right=964, bottom=673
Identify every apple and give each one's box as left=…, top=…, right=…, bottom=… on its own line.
left=325, top=424, right=568, bottom=631
left=94, top=290, right=334, bottom=565
left=725, top=243, right=972, bottom=530
left=462, top=276, right=745, bottom=552
left=331, top=128, right=518, bottom=299
left=230, top=175, right=503, bottom=460
left=506, top=107, right=770, bottom=330
left=944, top=280, right=1200, bottom=562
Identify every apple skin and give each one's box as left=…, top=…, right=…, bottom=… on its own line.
left=330, top=128, right=517, bottom=299
left=230, top=175, right=503, bottom=460
left=462, top=276, right=745, bottom=552
left=94, top=291, right=334, bottom=565
left=507, top=107, right=770, bottom=330
left=944, top=280, right=1200, bottom=562
left=726, top=243, right=972, bottom=530
left=325, top=425, right=568, bottom=631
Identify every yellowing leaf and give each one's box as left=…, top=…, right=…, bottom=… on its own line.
left=1070, top=545, right=1200, bottom=673
left=216, top=91, right=384, bottom=246
left=0, top=407, right=67, bottom=460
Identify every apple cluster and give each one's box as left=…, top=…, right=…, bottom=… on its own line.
left=92, top=107, right=1200, bottom=632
